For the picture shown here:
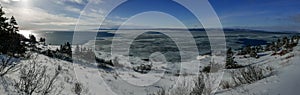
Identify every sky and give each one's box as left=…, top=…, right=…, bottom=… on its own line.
left=0, top=0, right=300, bottom=32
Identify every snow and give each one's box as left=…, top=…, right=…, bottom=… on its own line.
left=1, top=40, right=300, bottom=94
left=216, top=43, right=300, bottom=95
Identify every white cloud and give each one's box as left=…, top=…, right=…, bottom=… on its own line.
left=1, top=0, right=11, bottom=3
left=0, top=0, right=26, bottom=3
left=0, top=0, right=131, bottom=30
left=55, top=0, right=103, bottom=5
left=2, top=4, right=78, bottom=30
left=73, top=0, right=83, bottom=4
left=65, top=6, right=81, bottom=13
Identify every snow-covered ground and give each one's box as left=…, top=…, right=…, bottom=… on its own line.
left=216, top=43, right=300, bottom=95
left=1, top=40, right=300, bottom=95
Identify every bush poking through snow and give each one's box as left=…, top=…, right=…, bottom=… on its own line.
left=231, top=66, right=270, bottom=86
left=14, top=60, right=47, bottom=95
left=14, top=58, right=62, bottom=95
left=41, top=65, right=62, bottom=95
left=73, top=82, right=83, bottom=95
left=0, top=56, right=19, bottom=77
left=153, top=87, right=167, bottom=95
left=202, top=66, right=211, bottom=73
left=152, top=74, right=207, bottom=95
left=220, top=80, right=234, bottom=89
left=133, top=64, right=152, bottom=74
left=190, top=73, right=205, bottom=95
left=152, top=79, right=193, bottom=95
left=170, top=79, right=193, bottom=95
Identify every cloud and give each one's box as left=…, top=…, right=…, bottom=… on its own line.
left=114, top=16, right=128, bottom=20
left=65, top=6, right=81, bottom=13
left=1, top=0, right=11, bottom=3
left=0, top=0, right=108, bottom=30
left=2, top=4, right=78, bottom=30
left=0, top=0, right=140, bottom=30
left=72, top=0, right=84, bottom=4
left=56, top=0, right=103, bottom=5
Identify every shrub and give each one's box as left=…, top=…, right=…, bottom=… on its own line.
left=152, top=87, right=167, bottom=95
left=226, top=62, right=244, bottom=69
left=231, top=66, right=269, bottom=86
left=153, top=73, right=214, bottom=95
left=202, top=66, right=210, bottom=73
left=73, top=82, right=82, bottom=95
left=220, top=80, right=234, bottom=89
left=190, top=73, right=205, bottom=95
left=170, top=79, right=192, bottom=95
left=133, top=64, right=152, bottom=74
left=15, top=60, right=47, bottom=95
left=14, top=57, right=61, bottom=95
left=0, top=56, right=19, bottom=77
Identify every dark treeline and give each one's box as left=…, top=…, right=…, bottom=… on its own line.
left=0, top=5, right=73, bottom=61
left=40, top=42, right=73, bottom=62
left=0, top=6, right=26, bottom=57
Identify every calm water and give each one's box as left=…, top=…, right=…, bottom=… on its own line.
left=20, top=30, right=115, bottom=45
left=19, top=30, right=297, bottom=48
left=19, top=30, right=297, bottom=61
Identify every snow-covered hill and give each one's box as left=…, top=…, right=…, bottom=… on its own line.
left=217, top=42, right=300, bottom=95
left=0, top=42, right=299, bottom=95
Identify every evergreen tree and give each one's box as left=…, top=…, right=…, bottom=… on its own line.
left=9, top=16, right=18, bottom=33
left=8, top=16, right=25, bottom=56
left=250, top=47, right=259, bottom=58
left=226, top=48, right=239, bottom=69
left=0, top=5, right=26, bottom=57
left=39, top=37, right=46, bottom=42
left=0, top=6, right=9, bottom=53
left=29, top=34, right=37, bottom=43
left=0, top=6, right=9, bottom=32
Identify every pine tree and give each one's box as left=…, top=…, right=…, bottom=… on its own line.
left=0, top=6, right=9, bottom=53
left=0, top=5, right=26, bottom=57
left=9, top=16, right=25, bottom=56
left=29, top=34, right=37, bottom=43
left=9, top=16, right=18, bottom=33
left=39, top=37, right=46, bottom=42
left=226, top=48, right=240, bottom=69
left=0, top=6, right=9, bottom=32
left=250, top=47, right=258, bottom=58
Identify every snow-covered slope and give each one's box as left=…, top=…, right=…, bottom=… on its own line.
left=1, top=42, right=299, bottom=95
left=217, top=43, right=300, bottom=95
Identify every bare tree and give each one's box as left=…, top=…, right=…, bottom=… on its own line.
left=14, top=60, right=47, bottom=95
left=0, top=56, right=19, bottom=77
left=39, top=65, right=62, bottom=95
left=14, top=57, right=62, bottom=95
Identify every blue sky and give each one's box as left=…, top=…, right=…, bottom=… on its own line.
left=1, top=0, right=300, bottom=31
